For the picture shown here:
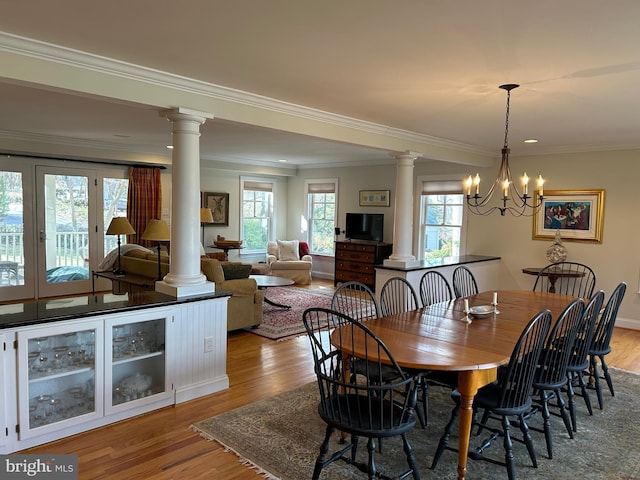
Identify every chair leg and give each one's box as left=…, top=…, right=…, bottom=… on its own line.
left=366, top=437, right=377, bottom=479
left=519, top=414, right=538, bottom=468
left=431, top=400, right=459, bottom=469
left=555, top=387, right=574, bottom=440
left=502, top=416, right=517, bottom=480
left=600, top=354, right=615, bottom=397
left=313, top=424, right=334, bottom=480
left=590, top=355, right=605, bottom=410
left=539, top=391, right=553, bottom=459
left=577, top=368, right=594, bottom=416
left=400, top=432, right=420, bottom=480
left=566, top=373, right=578, bottom=433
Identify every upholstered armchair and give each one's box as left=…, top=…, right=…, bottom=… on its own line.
left=266, top=240, right=312, bottom=285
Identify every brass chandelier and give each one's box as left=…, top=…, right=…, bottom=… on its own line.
left=465, top=84, right=545, bottom=216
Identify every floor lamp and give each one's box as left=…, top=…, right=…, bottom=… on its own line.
left=106, top=217, right=135, bottom=275
left=141, top=219, right=171, bottom=281
left=200, top=208, right=214, bottom=245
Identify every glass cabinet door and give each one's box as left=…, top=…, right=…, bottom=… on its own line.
left=105, top=310, right=169, bottom=414
left=17, top=320, right=103, bottom=440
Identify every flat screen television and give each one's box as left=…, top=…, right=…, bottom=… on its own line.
left=345, top=213, right=384, bottom=242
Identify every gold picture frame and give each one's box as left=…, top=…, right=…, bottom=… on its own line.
left=533, top=189, right=605, bottom=243
left=201, top=192, right=229, bottom=226
left=359, top=190, right=390, bottom=207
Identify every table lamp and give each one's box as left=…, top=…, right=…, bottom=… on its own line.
left=141, top=219, right=170, bottom=281
left=106, top=217, right=135, bottom=275
left=200, top=207, right=214, bottom=245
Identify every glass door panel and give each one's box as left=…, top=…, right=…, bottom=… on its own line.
left=37, top=167, right=96, bottom=298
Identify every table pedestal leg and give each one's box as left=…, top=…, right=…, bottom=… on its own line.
left=456, top=369, right=497, bottom=480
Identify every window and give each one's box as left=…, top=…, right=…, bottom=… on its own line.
left=241, top=178, right=274, bottom=253
left=420, top=180, right=464, bottom=260
left=103, top=177, right=129, bottom=254
left=306, top=180, right=337, bottom=255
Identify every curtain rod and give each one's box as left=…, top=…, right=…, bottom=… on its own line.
left=1, top=152, right=167, bottom=170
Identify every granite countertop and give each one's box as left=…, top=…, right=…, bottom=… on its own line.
left=376, top=254, right=500, bottom=272
left=0, top=290, right=231, bottom=330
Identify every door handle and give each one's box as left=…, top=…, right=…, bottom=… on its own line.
left=39, top=230, right=46, bottom=242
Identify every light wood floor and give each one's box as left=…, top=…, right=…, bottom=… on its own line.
left=22, top=279, right=640, bottom=479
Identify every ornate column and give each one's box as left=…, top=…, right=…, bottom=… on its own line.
left=384, top=151, right=421, bottom=268
left=157, top=107, right=214, bottom=297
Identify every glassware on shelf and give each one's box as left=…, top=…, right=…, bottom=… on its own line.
left=113, top=337, right=126, bottom=358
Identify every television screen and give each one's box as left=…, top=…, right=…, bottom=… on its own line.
left=345, top=213, right=384, bottom=242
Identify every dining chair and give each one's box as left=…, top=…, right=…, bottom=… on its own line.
left=379, top=277, right=420, bottom=316
left=431, top=309, right=552, bottom=480
left=531, top=298, right=585, bottom=459
left=302, top=307, right=421, bottom=480
left=588, top=281, right=627, bottom=409
left=532, top=262, right=596, bottom=299
left=565, top=290, right=605, bottom=431
left=331, top=281, right=380, bottom=321
left=452, top=266, right=478, bottom=298
left=418, top=270, right=453, bottom=307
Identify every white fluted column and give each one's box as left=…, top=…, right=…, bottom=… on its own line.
left=384, top=151, right=421, bottom=268
left=157, top=107, right=214, bottom=297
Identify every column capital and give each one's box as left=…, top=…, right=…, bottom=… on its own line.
left=389, top=150, right=421, bottom=162
left=160, top=107, right=214, bottom=125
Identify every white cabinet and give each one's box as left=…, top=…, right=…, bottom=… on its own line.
left=17, top=320, right=104, bottom=440
left=104, top=310, right=172, bottom=415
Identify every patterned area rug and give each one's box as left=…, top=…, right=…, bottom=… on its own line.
left=192, top=368, right=640, bottom=480
left=249, top=286, right=335, bottom=340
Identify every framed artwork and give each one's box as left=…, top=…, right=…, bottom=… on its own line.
left=533, top=189, right=605, bottom=243
left=201, top=192, right=229, bottom=226
left=359, top=190, right=390, bottom=207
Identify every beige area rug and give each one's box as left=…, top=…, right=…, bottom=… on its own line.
left=191, top=367, right=640, bottom=480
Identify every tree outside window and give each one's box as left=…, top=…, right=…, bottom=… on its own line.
left=422, top=194, right=463, bottom=259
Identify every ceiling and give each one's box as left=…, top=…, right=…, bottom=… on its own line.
left=1, top=1, right=639, bottom=170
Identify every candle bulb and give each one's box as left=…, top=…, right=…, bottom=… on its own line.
left=522, top=173, right=529, bottom=195
left=493, top=292, right=498, bottom=305
left=537, top=175, right=544, bottom=196
left=464, top=298, right=469, bottom=313
left=473, top=173, right=480, bottom=195
left=502, top=179, right=509, bottom=198
left=465, top=175, right=472, bottom=196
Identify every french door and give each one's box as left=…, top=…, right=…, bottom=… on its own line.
left=0, top=157, right=128, bottom=301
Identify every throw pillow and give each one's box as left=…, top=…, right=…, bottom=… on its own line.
left=267, top=241, right=279, bottom=257
left=221, top=263, right=252, bottom=280
left=277, top=240, right=299, bottom=261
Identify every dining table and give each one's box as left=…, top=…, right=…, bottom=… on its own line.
left=331, top=289, right=578, bottom=480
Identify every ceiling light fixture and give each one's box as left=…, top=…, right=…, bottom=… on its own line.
left=465, top=84, right=545, bottom=216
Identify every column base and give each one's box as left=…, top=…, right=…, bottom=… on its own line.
left=383, top=257, right=422, bottom=268
left=155, top=280, right=215, bottom=298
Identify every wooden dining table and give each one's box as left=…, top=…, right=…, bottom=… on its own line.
left=331, top=289, right=577, bottom=480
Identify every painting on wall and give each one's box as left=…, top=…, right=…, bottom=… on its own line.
left=201, top=192, right=229, bottom=226
left=533, top=189, right=605, bottom=243
left=359, top=190, right=390, bottom=207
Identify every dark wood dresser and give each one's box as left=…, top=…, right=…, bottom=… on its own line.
left=334, top=240, right=393, bottom=291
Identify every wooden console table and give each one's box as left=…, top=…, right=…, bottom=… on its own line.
left=521, top=266, right=586, bottom=293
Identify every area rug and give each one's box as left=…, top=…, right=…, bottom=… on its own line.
left=249, top=286, right=350, bottom=340
left=192, top=367, right=640, bottom=480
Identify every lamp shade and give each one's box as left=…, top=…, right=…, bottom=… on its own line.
left=142, top=219, right=170, bottom=241
left=200, top=208, right=214, bottom=223
left=106, top=217, right=135, bottom=235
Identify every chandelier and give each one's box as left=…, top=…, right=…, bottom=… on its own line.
left=465, top=84, right=545, bottom=216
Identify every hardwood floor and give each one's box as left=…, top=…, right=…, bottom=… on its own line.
left=21, top=279, right=640, bottom=479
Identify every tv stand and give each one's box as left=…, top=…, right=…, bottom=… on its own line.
left=334, top=240, right=392, bottom=291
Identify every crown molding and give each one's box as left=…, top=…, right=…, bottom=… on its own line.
left=0, top=31, right=490, bottom=158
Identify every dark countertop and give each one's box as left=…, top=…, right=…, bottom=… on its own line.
left=376, top=254, right=500, bottom=272
left=0, top=290, right=232, bottom=330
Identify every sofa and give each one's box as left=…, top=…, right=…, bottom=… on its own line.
left=266, top=240, right=312, bottom=285
left=119, top=249, right=263, bottom=331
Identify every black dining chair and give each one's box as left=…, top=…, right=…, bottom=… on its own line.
left=588, top=281, right=627, bottom=409
left=379, top=277, right=420, bottom=316
left=452, top=266, right=478, bottom=298
left=331, top=281, right=380, bottom=321
left=532, top=262, right=596, bottom=299
left=565, top=290, right=604, bottom=431
left=418, top=270, right=453, bottom=307
left=531, top=298, right=585, bottom=459
left=302, top=307, right=421, bottom=480
left=431, top=309, right=552, bottom=480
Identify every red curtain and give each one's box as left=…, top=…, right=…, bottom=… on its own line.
left=126, top=167, right=161, bottom=248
